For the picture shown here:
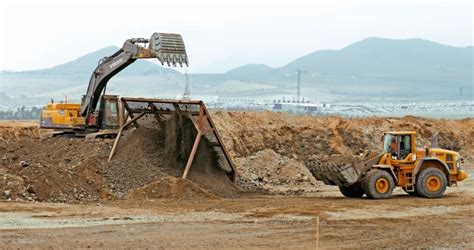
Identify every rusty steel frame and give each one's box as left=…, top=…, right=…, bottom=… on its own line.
left=107, top=97, right=236, bottom=182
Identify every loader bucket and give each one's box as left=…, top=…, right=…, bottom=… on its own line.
left=306, top=162, right=360, bottom=186
left=305, top=153, right=384, bottom=186
left=149, top=32, right=189, bottom=67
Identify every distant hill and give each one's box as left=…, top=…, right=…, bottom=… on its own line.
left=225, top=64, right=274, bottom=81
left=280, top=38, right=472, bottom=83
left=223, top=38, right=473, bottom=97
left=0, top=46, right=184, bottom=103
left=1, top=37, right=472, bottom=105
left=16, top=46, right=179, bottom=77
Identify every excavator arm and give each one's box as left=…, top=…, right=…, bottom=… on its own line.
left=80, top=33, right=188, bottom=119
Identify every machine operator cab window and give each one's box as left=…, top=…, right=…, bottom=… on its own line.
left=383, top=133, right=412, bottom=161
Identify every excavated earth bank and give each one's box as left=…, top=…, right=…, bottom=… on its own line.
left=1, top=113, right=473, bottom=203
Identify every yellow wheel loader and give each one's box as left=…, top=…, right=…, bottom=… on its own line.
left=307, top=131, right=468, bottom=199
left=40, top=33, right=188, bottom=138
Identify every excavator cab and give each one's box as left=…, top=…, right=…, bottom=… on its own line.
left=81, top=95, right=120, bottom=129
left=97, top=95, right=120, bottom=129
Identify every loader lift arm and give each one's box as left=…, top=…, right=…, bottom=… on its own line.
left=80, top=33, right=188, bottom=119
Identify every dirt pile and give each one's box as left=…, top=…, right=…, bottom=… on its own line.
left=0, top=121, right=41, bottom=141
left=212, top=112, right=474, bottom=161
left=1, top=113, right=473, bottom=202
left=1, top=137, right=112, bottom=202
left=212, top=112, right=474, bottom=192
left=102, top=116, right=238, bottom=198
left=0, top=115, right=238, bottom=203
left=234, top=149, right=320, bottom=194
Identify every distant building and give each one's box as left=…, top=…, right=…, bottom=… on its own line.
left=272, top=102, right=329, bottom=114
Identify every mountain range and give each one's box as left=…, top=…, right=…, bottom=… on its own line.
left=1, top=37, right=472, bottom=106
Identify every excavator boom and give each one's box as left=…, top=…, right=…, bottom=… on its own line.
left=80, top=32, right=188, bottom=119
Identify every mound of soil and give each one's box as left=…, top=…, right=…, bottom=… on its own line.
left=0, top=121, right=41, bottom=141
left=0, top=137, right=113, bottom=202
left=102, top=114, right=238, bottom=198
left=212, top=112, right=474, bottom=192
left=234, top=149, right=320, bottom=194
left=125, top=176, right=218, bottom=200
left=0, top=114, right=238, bottom=203
left=1, top=113, right=473, bottom=202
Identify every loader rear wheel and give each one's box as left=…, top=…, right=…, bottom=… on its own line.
left=415, top=168, right=447, bottom=198
left=338, top=183, right=364, bottom=198
left=362, top=169, right=394, bottom=199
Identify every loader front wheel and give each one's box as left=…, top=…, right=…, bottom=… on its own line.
left=415, top=167, right=447, bottom=198
left=362, top=169, right=394, bottom=199
left=338, top=183, right=364, bottom=198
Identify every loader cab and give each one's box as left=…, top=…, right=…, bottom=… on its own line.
left=383, top=132, right=416, bottom=162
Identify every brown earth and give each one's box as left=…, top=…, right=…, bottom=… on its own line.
left=1, top=113, right=473, bottom=203
left=0, top=113, right=473, bottom=248
left=211, top=112, right=474, bottom=161
left=212, top=112, right=474, bottom=191
left=0, top=173, right=472, bottom=248
left=125, top=176, right=218, bottom=200
left=0, top=115, right=238, bottom=203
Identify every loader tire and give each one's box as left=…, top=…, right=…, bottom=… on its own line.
left=338, top=183, right=364, bottom=198
left=362, top=169, right=394, bottom=199
left=415, top=167, right=447, bottom=198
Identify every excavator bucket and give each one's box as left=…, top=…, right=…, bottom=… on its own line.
left=149, top=32, right=189, bottom=67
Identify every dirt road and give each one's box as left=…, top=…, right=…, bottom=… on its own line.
left=1, top=170, right=472, bottom=249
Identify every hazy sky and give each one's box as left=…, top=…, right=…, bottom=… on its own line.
left=0, top=0, right=472, bottom=73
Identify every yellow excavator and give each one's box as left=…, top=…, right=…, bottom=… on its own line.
left=40, top=32, right=188, bottom=137
left=307, top=131, right=468, bottom=199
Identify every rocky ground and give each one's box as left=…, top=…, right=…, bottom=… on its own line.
left=1, top=114, right=473, bottom=203
left=0, top=174, right=472, bottom=248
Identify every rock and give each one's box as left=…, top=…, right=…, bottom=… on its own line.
left=3, top=190, right=11, bottom=199
left=19, top=160, right=29, bottom=167
left=26, top=185, right=35, bottom=194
